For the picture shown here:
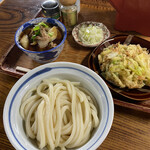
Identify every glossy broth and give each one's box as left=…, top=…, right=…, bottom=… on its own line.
left=19, top=23, right=63, bottom=52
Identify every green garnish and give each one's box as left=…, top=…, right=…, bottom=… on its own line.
left=48, top=32, right=54, bottom=37
left=37, top=22, right=49, bottom=28
left=31, top=30, right=40, bottom=41
left=32, top=22, right=49, bottom=40
left=33, top=25, right=40, bottom=31
left=33, top=22, right=48, bottom=31
left=31, top=34, right=36, bottom=40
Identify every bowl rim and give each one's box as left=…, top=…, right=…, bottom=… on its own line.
left=41, top=0, right=59, bottom=10
left=15, top=17, right=67, bottom=54
left=3, top=62, right=114, bottom=150
left=72, top=21, right=110, bottom=48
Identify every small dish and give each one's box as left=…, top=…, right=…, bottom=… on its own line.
left=88, top=34, right=150, bottom=101
left=72, top=21, right=110, bottom=47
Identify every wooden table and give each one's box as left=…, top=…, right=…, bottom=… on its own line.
left=0, top=0, right=150, bottom=150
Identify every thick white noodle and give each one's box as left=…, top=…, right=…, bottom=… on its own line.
left=20, top=78, right=99, bottom=150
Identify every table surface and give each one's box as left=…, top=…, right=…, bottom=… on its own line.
left=0, top=0, right=150, bottom=150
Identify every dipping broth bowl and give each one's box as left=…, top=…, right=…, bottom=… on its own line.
left=3, top=62, right=114, bottom=150
left=15, top=17, right=67, bottom=63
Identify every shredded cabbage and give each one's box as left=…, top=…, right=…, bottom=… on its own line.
left=78, top=24, right=104, bottom=45
left=98, top=43, right=150, bottom=89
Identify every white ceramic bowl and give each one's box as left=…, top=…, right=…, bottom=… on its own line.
left=3, top=62, right=114, bottom=150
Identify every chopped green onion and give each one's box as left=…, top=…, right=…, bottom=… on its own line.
left=48, top=32, right=54, bottom=37
left=31, top=34, right=36, bottom=40
left=78, top=24, right=104, bottom=45
left=31, top=22, right=49, bottom=41
left=33, top=22, right=48, bottom=32
left=31, top=30, right=40, bottom=41
left=33, top=25, right=40, bottom=31
left=37, top=22, right=49, bottom=28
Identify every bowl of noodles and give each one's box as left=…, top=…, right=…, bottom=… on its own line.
left=3, top=62, right=114, bottom=150
left=15, top=17, right=67, bottom=63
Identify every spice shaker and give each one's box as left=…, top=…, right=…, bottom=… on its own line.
left=59, top=0, right=78, bottom=32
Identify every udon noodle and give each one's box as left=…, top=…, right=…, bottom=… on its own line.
left=20, top=78, right=99, bottom=150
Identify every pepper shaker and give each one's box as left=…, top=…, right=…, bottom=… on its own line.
left=59, top=0, right=78, bottom=32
